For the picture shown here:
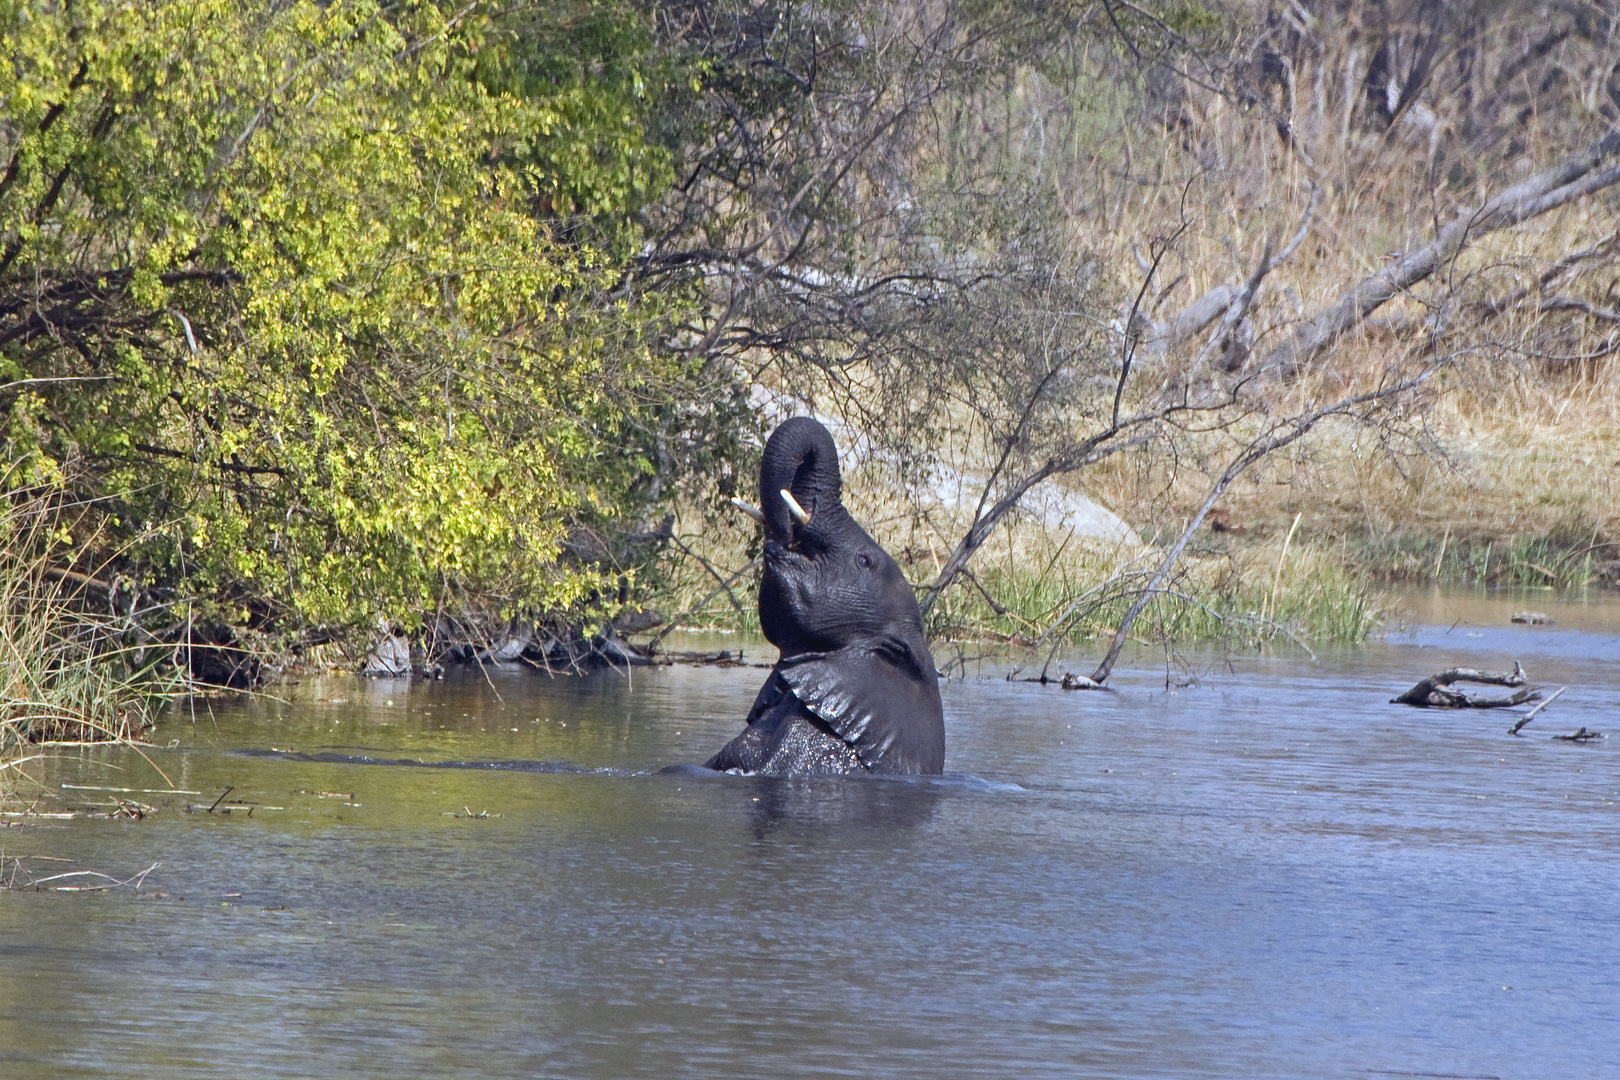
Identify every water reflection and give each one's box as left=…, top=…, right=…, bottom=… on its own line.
left=738, top=772, right=942, bottom=834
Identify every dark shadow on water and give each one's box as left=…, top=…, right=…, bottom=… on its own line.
left=243, top=747, right=1018, bottom=785
left=743, top=774, right=941, bottom=833
left=235, top=748, right=622, bottom=774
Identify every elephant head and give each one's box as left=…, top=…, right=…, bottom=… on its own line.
left=745, top=417, right=945, bottom=775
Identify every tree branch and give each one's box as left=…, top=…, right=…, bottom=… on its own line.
left=1087, top=368, right=1439, bottom=685
left=1258, top=128, right=1620, bottom=381
left=920, top=428, right=1152, bottom=618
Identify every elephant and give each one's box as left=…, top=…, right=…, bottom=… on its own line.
left=704, top=417, right=946, bottom=777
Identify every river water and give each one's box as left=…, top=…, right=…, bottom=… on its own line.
left=3, top=588, right=1617, bottom=1079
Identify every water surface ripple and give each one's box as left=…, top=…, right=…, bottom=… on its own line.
left=2, top=590, right=1616, bottom=1079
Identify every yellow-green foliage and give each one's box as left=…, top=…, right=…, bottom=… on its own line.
left=0, top=0, right=699, bottom=632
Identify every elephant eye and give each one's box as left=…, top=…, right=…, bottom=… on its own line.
left=857, top=552, right=872, bottom=568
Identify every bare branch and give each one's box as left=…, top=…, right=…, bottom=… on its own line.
left=1088, top=367, right=1440, bottom=685
left=920, top=429, right=1153, bottom=617
left=1258, top=128, right=1620, bottom=381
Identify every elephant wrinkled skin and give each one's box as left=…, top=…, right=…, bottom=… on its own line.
left=704, top=418, right=946, bottom=776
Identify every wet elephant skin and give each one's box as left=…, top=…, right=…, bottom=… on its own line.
left=704, top=417, right=946, bottom=776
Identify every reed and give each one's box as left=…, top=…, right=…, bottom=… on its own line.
left=924, top=538, right=1382, bottom=648
left=0, top=489, right=175, bottom=802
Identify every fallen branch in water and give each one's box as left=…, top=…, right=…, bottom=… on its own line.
left=1508, top=686, right=1567, bottom=735
left=25, top=861, right=159, bottom=892
left=1551, top=727, right=1603, bottom=742
left=1391, top=663, right=1540, bottom=708
left=658, top=649, right=748, bottom=667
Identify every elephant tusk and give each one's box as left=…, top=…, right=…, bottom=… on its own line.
left=728, top=497, right=766, bottom=525
left=779, top=488, right=811, bottom=525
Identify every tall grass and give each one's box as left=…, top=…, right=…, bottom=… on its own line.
left=1349, top=522, right=1612, bottom=588
left=1049, top=10, right=1620, bottom=591
left=925, top=539, right=1382, bottom=648
left=0, top=491, right=174, bottom=802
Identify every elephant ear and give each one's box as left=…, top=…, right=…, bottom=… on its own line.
left=775, top=631, right=945, bottom=775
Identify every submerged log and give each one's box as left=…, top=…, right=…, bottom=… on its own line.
left=658, top=649, right=747, bottom=667
left=1551, top=727, right=1604, bottom=742
left=1391, top=662, right=1541, bottom=708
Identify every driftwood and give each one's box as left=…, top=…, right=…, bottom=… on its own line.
left=1551, top=727, right=1604, bottom=742
left=1391, top=662, right=1541, bottom=708
left=656, top=649, right=749, bottom=667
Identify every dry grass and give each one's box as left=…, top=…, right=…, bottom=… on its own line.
left=1045, top=10, right=1620, bottom=593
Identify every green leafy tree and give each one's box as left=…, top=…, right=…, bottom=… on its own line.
left=0, top=0, right=734, bottom=650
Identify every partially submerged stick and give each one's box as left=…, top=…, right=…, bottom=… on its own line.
left=29, top=861, right=160, bottom=892
left=1551, top=727, right=1603, bottom=742
left=1508, top=686, right=1566, bottom=735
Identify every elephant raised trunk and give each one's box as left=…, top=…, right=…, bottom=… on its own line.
left=758, top=415, right=852, bottom=553
left=705, top=417, right=946, bottom=776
